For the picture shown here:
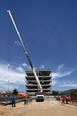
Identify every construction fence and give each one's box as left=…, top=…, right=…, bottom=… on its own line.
left=0, top=96, right=33, bottom=105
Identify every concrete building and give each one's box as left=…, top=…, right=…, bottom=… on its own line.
left=25, top=70, right=52, bottom=97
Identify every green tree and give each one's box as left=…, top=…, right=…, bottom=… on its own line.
left=60, top=92, right=65, bottom=96
left=12, top=89, right=18, bottom=95
left=52, top=90, right=59, bottom=95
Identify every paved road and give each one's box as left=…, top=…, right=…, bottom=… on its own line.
left=0, top=100, right=77, bottom=116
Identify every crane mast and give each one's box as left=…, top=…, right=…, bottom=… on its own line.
left=7, top=10, right=43, bottom=92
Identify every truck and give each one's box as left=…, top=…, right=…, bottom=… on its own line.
left=7, top=10, right=44, bottom=102
left=36, top=92, right=44, bottom=102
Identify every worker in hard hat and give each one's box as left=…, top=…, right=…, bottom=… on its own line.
left=58, top=96, right=60, bottom=101
left=66, top=96, right=69, bottom=104
left=11, top=94, right=15, bottom=107
left=62, top=96, right=65, bottom=103
left=56, top=96, right=59, bottom=101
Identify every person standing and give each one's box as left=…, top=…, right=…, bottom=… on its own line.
left=62, top=96, right=65, bottom=103
left=66, top=96, right=69, bottom=104
left=59, top=96, right=60, bottom=101
left=24, top=98, right=26, bottom=105
left=56, top=96, right=58, bottom=101
left=11, top=94, right=15, bottom=107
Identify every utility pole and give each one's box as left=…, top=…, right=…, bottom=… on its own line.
left=8, top=64, right=10, bottom=91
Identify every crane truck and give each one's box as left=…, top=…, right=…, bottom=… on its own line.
left=7, top=10, right=44, bottom=102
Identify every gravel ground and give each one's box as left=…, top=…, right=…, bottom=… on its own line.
left=0, top=100, right=77, bottom=116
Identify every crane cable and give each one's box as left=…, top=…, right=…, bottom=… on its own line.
left=7, top=14, right=10, bottom=91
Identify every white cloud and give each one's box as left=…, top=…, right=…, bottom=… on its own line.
left=57, top=64, right=64, bottom=71
left=0, top=62, right=26, bottom=90
left=60, top=81, right=77, bottom=87
left=22, top=63, right=31, bottom=69
left=16, top=67, right=24, bottom=72
left=0, top=61, right=77, bottom=91
left=52, top=64, right=74, bottom=79
left=39, top=65, right=45, bottom=69
left=0, top=82, right=19, bottom=91
left=51, top=65, right=77, bottom=87
left=28, top=66, right=31, bottom=69
left=52, top=70, right=74, bottom=79
left=22, top=63, right=27, bottom=67
left=52, top=80, right=58, bottom=86
left=14, top=41, right=21, bottom=46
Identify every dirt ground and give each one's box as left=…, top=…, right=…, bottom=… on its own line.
left=0, top=100, right=77, bottom=116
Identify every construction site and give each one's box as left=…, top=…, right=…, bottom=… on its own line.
left=0, top=99, right=77, bottom=116
left=0, top=1, right=77, bottom=115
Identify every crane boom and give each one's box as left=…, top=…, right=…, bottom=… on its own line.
left=7, top=10, right=43, bottom=92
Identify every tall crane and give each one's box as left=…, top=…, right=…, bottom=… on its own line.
left=7, top=10, right=43, bottom=93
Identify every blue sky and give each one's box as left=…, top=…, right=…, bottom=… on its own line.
left=0, top=0, right=77, bottom=92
